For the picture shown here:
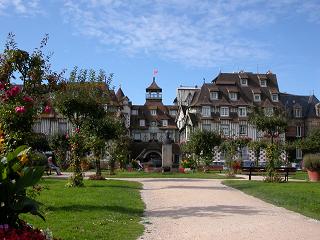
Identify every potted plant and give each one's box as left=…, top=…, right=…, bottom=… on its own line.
left=303, top=154, right=320, bottom=182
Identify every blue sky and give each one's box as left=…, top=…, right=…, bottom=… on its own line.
left=0, top=0, right=319, bottom=104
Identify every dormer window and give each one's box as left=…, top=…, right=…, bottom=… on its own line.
left=229, top=92, right=237, bottom=101
left=240, top=78, right=248, bottom=86
left=132, top=109, right=138, bottom=115
left=169, top=110, right=177, bottom=116
left=254, top=94, right=261, bottom=102
left=272, top=94, right=278, bottom=102
left=150, top=109, right=157, bottom=116
left=210, top=91, right=219, bottom=100
left=162, top=120, right=168, bottom=127
left=202, top=106, right=211, bottom=117
left=316, top=103, right=320, bottom=117
left=260, top=79, right=267, bottom=87
left=139, top=119, right=145, bottom=127
left=294, top=107, right=302, bottom=118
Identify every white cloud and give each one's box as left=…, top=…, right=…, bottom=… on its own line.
left=0, top=0, right=41, bottom=16
left=61, top=0, right=320, bottom=68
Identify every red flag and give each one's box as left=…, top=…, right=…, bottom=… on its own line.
left=153, top=68, right=158, bottom=76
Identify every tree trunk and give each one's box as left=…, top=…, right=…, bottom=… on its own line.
left=95, top=156, right=101, bottom=177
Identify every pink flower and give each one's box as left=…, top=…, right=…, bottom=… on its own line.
left=7, top=86, right=20, bottom=97
left=65, top=134, right=69, bottom=139
left=75, top=128, right=80, bottom=133
left=43, top=105, right=51, bottom=113
left=15, top=106, right=26, bottom=114
left=0, top=83, right=4, bottom=90
left=23, top=96, right=33, bottom=102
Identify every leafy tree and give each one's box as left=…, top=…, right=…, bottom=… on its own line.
left=220, top=137, right=251, bottom=175
left=249, top=107, right=287, bottom=181
left=249, top=107, right=287, bottom=144
left=53, top=67, right=114, bottom=186
left=49, top=133, right=69, bottom=168
left=84, top=115, right=124, bottom=178
left=182, top=129, right=222, bottom=171
left=299, top=128, right=320, bottom=154
left=0, top=33, right=62, bottom=151
left=248, top=140, right=267, bottom=166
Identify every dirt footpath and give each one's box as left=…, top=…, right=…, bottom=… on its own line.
left=136, top=178, right=320, bottom=240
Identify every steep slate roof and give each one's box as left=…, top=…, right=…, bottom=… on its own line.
left=280, top=93, right=320, bottom=118
left=116, top=87, right=125, bottom=101
left=146, top=78, right=162, bottom=92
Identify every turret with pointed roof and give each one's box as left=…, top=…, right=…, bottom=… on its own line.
left=145, top=77, right=163, bottom=104
left=116, top=87, right=125, bottom=101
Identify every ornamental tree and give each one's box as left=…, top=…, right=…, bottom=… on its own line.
left=0, top=33, right=62, bottom=151
left=53, top=67, right=114, bottom=186
left=182, top=129, right=222, bottom=170
left=249, top=107, right=287, bottom=144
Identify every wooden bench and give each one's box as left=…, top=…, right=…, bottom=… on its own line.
left=207, top=165, right=223, bottom=173
left=44, top=165, right=52, bottom=175
left=241, top=167, right=296, bottom=181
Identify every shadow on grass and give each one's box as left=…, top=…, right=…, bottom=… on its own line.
left=87, top=184, right=141, bottom=190
left=146, top=204, right=262, bottom=219
left=47, top=204, right=143, bottom=215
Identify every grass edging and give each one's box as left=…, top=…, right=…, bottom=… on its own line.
left=222, top=180, right=320, bottom=221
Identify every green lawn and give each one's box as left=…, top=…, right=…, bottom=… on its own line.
left=290, top=171, right=309, bottom=180
left=223, top=180, right=320, bottom=220
left=103, top=170, right=242, bottom=179
left=22, top=179, right=144, bottom=240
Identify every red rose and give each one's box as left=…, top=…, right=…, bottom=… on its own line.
left=43, top=105, right=51, bottom=113
left=15, top=106, right=26, bottom=114
left=7, top=86, right=20, bottom=97
left=23, top=96, right=33, bottom=102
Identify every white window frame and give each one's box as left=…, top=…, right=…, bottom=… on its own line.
left=254, top=94, right=261, bottom=102
left=220, top=107, right=229, bottom=117
left=264, top=107, right=274, bottom=116
left=162, top=120, right=168, bottom=127
left=202, top=106, right=211, bottom=117
left=296, top=126, right=302, bottom=137
left=169, top=110, right=177, bottom=116
left=139, top=119, right=145, bottom=127
left=221, top=124, right=230, bottom=136
left=150, top=109, right=157, bottom=116
left=272, top=94, right=278, bottom=102
left=229, top=92, right=237, bottom=101
left=238, top=107, right=247, bottom=117
left=210, top=91, right=219, bottom=100
left=133, top=133, right=141, bottom=140
left=294, top=108, right=302, bottom=118
left=296, top=148, right=302, bottom=159
left=240, top=78, right=248, bottom=86
left=202, top=124, right=211, bottom=131
left=260, top=79, right=267, bottom=87
left=239, top=125, right=247, bottom=135
left=132, top=109, right=138, bottom=115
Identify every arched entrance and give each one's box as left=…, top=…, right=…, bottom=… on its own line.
left=143, top=150, right=162, bottom=167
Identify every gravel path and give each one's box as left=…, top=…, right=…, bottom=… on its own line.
left=134, top=178, right=320, bottom=240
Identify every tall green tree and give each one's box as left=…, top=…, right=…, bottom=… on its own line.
left=249, top=107, right=287, bottom=182
left=249, top=107, right=287, bottom=144
left=182, top=129, right=222, bottom=170
left=53, top=67, right=112, bottom=186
